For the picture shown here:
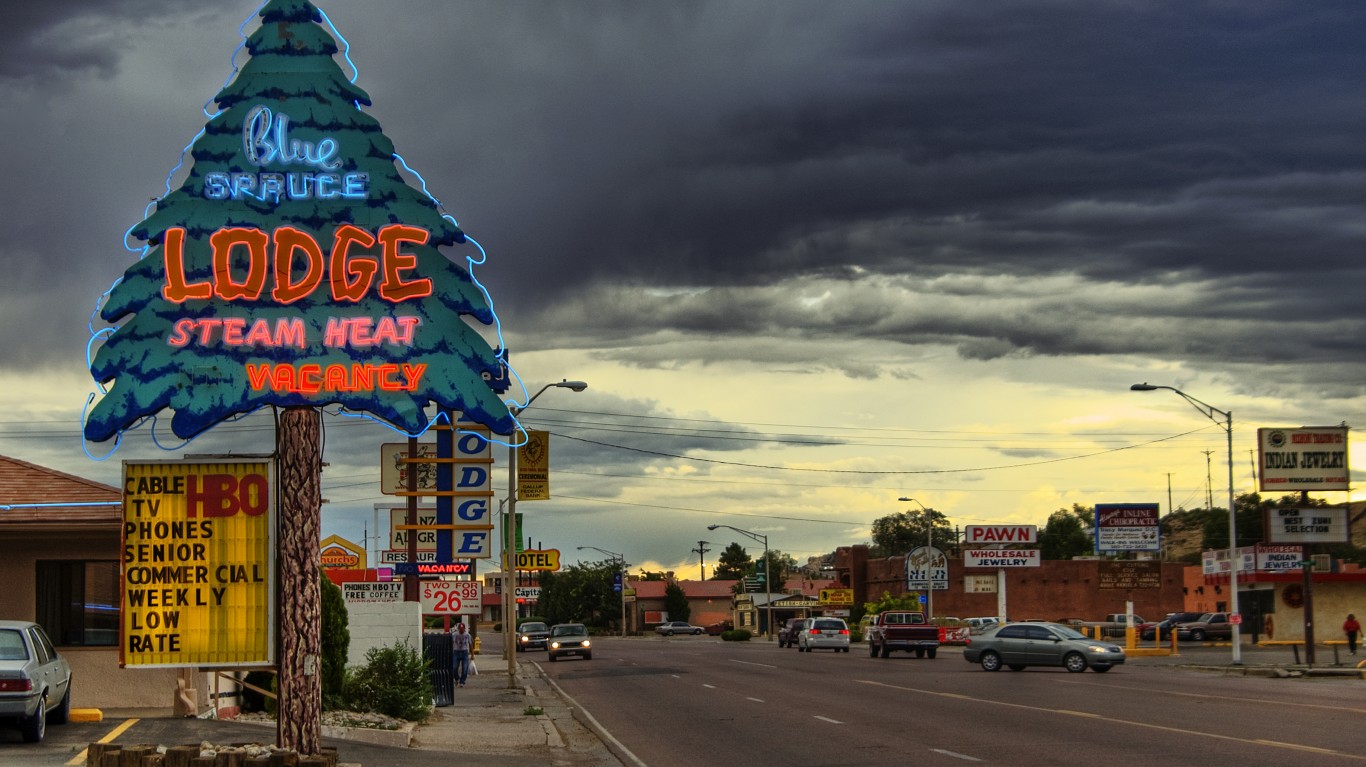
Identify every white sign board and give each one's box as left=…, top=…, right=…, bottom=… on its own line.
left=963, top=574, right=998, bottom=594
left=1094, top=503, right=1161, bottom=552
left=514, top=586, right=541, bottom=601
left=387, top=507, right=439, bottom=551
left=964, top=525, right=1037, bottom=545
left=1264, top=507, right=1350, bottom=544
left=419, top=580, right=481, bottom=615
left=905, top=545, right=949, bottom=591
left=1201, top=547, right=1257, bottom=576
left=342, top=582, right=404, bottom=603
left=963, top=549, right=1041, bottom=568
left=1256, top=544, right=1304, bottom=573
left=1258, top=427, right=1350, bottom=492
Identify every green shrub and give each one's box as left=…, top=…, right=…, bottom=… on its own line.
left=849, top=627, right=863, bottom=644
left=319, top=572, right=350, bottom=710
left=343, top=640, right=431, bottom=722
left=720, top=629, right=752, bottom=641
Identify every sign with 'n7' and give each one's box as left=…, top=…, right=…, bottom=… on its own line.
left=420, top=580, right=481, bottom=615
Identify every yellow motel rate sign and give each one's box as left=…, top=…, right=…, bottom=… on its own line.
left=121, top=460, right=275, bottom=668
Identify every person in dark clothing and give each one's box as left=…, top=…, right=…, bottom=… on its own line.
left=1344, top=614, right=1360, bottom=655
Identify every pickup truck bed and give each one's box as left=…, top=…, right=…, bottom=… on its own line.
left=866, top=611, right=940, bottom=659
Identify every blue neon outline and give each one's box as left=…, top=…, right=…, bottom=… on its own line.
left=86, top=0, right=522, bottom=455
left=0, top=502, right=122, bottom=510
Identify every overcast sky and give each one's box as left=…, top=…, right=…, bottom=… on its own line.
left=1, top=1, right=1362, bottom=577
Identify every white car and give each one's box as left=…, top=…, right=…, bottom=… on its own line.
left=965, top=617, right=1002, bottom=632
left=0, top=621, right=73, bottom=743
left=654, top=621, right=703, bottom=636
left=798, top=617, right=851, bottom=653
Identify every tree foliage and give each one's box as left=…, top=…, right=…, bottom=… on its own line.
left=1038, top=504, right=1094, bottom=560
left=537, top=559, right=622, bottom=630
left=863, top=590, right=924, bottom=617
left=319, top=570, right=350, bottom=709
left=664, top=581, right=690, bottom=622
left=713, top=542, right=752, bottom=580
left=870, top=509, right=953, bottom=558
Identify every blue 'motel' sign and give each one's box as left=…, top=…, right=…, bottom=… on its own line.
left=84, top=0, right=515, bottom=443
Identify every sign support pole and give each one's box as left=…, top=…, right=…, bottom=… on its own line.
left=276, top=407, right=322, bottom=755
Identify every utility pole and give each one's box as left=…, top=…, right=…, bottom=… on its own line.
left=692, top=540, right=711, bottom=580
left=1201, top=450, right=1215, bottom=509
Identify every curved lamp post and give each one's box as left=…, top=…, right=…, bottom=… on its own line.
left=707, top=524, right=771, bottom=638
left=897, top=497, right=936, bottom=619
left=578, top=545, right=628, bottom=637
left=504, top=379, right=587, bottom=687
left=1131, top=382, right=1241, bottom=664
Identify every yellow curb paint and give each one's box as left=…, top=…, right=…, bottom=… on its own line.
left=69, top=709, right=104, bottom=723
left=67, top=717, right=140, bottom=767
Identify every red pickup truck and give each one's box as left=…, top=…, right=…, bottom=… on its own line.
left=866, top=611, right=941, bottom=659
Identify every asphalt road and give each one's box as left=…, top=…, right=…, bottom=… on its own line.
left=537, top=636, right=1366, bottom=767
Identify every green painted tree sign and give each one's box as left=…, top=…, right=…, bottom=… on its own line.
left=85, top=0, right=515, bottom=442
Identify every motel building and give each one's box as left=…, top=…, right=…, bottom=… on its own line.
left=0, top=455, right=180, bottom=709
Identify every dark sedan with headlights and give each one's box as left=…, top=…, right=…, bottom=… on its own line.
left=963, top=622, right=1125, bottom=673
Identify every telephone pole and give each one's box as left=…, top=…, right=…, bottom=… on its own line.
left=691, top=540, right=711, bottom=580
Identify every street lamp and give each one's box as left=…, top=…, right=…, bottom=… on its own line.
left=707, top=524, right=771, bottom=639
left=504, top=379, right=587, bottom=688
left=1130, top=382, right=1241, bottom=664
left=898, top=498, right=936, bottom=620
left=578, top=546, right=628, bottom=638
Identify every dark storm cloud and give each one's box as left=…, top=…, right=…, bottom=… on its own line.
left=0, top=1, right=230, bottom=81
left=2, top=1, right=1363, bottom=396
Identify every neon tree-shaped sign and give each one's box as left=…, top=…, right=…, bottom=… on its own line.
left=84, top=0, right=515, bottom=445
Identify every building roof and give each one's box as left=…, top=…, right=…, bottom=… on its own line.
left=627, top=579, right=742, bottom=600
left=0, top=454, right=122, bottom=527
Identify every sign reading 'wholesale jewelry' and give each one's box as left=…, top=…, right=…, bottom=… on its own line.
left=83, top=2, right=515, bottom=444
left=121, top=460, right=274, bottom=667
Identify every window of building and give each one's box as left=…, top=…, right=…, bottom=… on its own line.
left=35, top=560, right=119, bottom=647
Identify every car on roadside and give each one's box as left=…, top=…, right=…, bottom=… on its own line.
left=778, top=618, right=809, bottom=648
left=964, top=617, right=1001, bottom=632
left=1176, top=612, right=1233, bottom=642
left=0, top=620, right=73, bottom=743
left=516, top=621, right=551, bottom=652
left=704, top=620, right=734, bottom=636
left=963, top=622, right=1125, bottom=673
left=547, top=623, right=592, bottom=662
left=654, top=621, right=704, bottom=636
left=1140, top=612, right=1204, bottom=640
left=798, top=617, right=851, bottom=653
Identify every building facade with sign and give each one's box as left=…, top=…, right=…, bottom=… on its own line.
left=0, top=456, right=184, bottom=708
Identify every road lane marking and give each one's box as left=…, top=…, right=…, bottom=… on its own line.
left=814, top=715, right=843, bottom=724
left=1056, top=678, right=1366, bottom=714
left=703, top=684, right=717, bottom=689
left=68, top=717, right=140, bottom=766
left=746, top=697, right=766, bottom=703
left=856, top=679, right=1366, bottom=760
left=931, top=749, right=982, bottom=762
left=729, top=659, right=779, bottom=669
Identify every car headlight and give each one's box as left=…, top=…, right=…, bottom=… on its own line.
left=582, top=639, right=591, bottom=648
left=520, top=635, right=529, bottom=642
left=1087, top=645, right=1112, bottom=653
left=550, top=641, right=561, bottom=649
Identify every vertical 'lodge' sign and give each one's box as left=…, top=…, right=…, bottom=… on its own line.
left=84, top=0, right=516, bottom=443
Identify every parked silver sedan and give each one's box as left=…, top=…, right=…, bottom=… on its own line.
left=0, top=620, right=73, bottom=742
left=963, top=622, right=1125, bottom=673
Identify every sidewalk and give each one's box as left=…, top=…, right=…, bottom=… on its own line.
left=410, top=653, right=627, bottom=766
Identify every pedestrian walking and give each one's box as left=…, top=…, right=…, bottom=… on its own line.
left=451, top=622, right=473, bottom=687
left=1344, top=614, right=1360, bottom=655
